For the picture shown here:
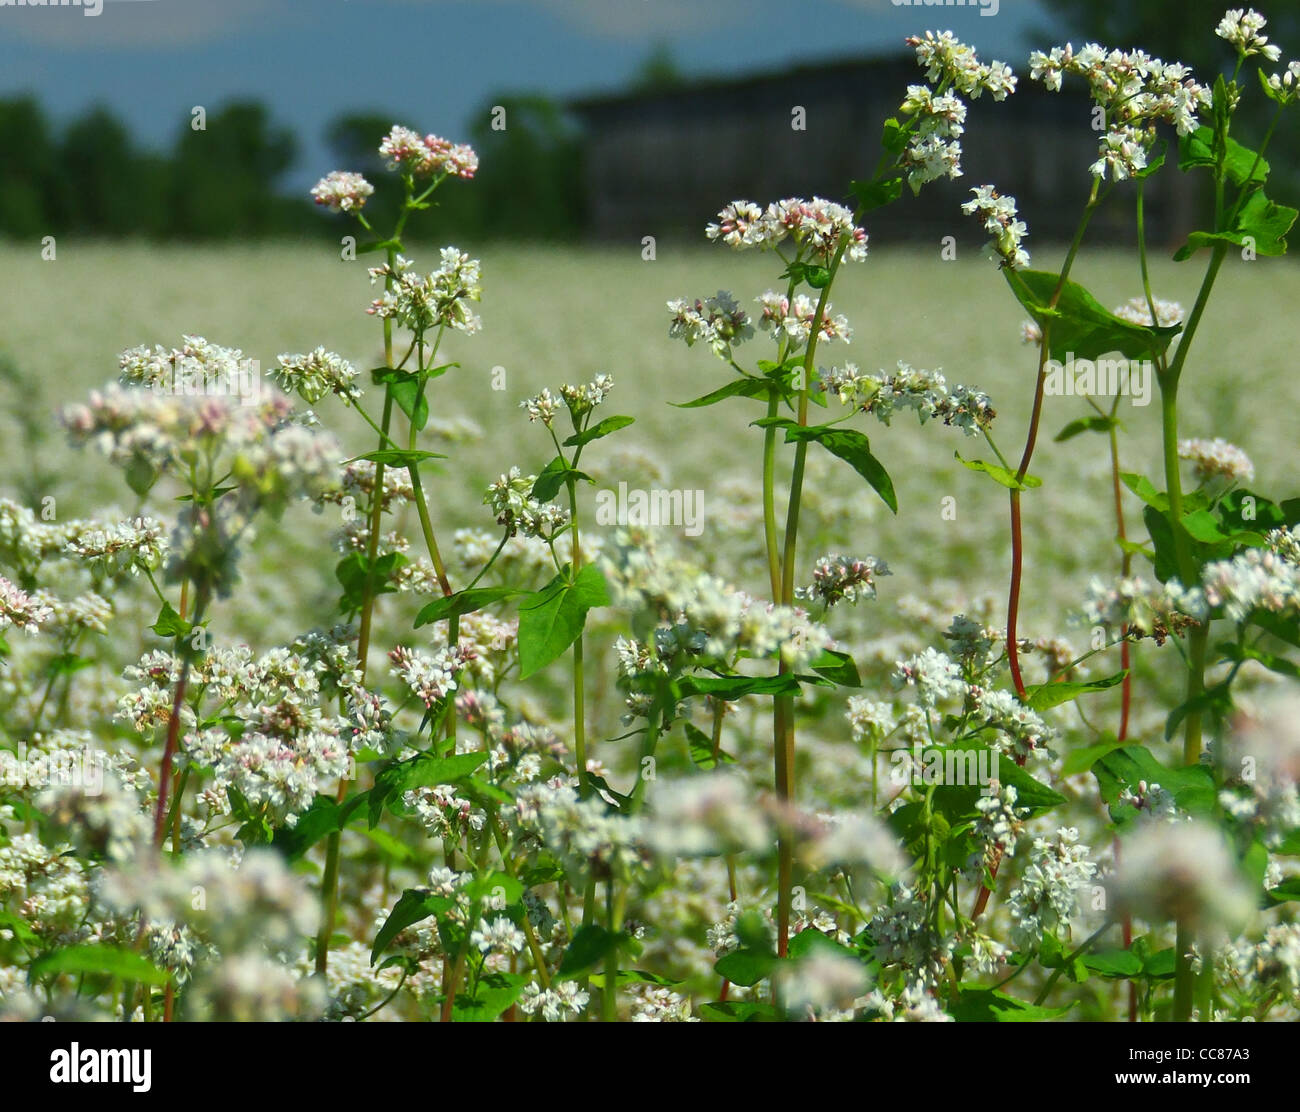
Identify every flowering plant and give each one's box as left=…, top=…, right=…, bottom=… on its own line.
left=2, top=11, right=1300, bottom=1025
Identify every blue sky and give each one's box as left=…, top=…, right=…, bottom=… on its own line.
left=1, top=0, right=1055, bottom=188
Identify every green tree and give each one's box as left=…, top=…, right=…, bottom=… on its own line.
left=166, top=101, right=297, bottom=238
left=0, top=96, right=59, bottom=237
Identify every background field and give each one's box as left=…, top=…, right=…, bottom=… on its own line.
left=1, top=239, right=1295, bottom=655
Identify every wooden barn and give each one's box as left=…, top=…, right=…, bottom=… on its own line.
left=567, top=52, right=1201, bottom=246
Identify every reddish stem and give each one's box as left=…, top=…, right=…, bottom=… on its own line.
left=151, top=663, right=191, bottom=848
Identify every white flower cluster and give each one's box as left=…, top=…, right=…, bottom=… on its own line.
left=1198, top=546, right=1300, bottom=623
left=310, top=170, right=374, bottom=213
left=1263, top=60, right=1300, bottom=104
left=892, top=647, right=965, bottom=708
left=1112, top=295, right=1185, bottom=327
left=705, top=197, right=867, bottom=262
left=868, top=885, right=955, bottom=988
left=629, top=983, right=698, bottom=1022
left=1004, top=827, right=1097, bottom=947
left=272, top=348, right=361, bottom=406
left=0, top=831, right=89, bottom=942
left=797, top=553, right=890, bottom=608
left=0, top=575, right=53, bottom=634
left=1079, top=574, right=1198, bottom=641
left=65, top=516, right=167, bottom=577
left=846, top=695, right=894, bottom=742
left=484, top=467, right=570, bottom=539
left=755, top=290, right=852, bottom=347
left=600, top=532, right=833, bottom=675
left=862, top=980, right=953, bottom=1022
left=896, top=32, right=1014, bottom=192
left=1215, top=8, right=1281, bottom=60
left=968, top=785, right=1028, bottom=876
left=898, top=83, right=968, bottom=190
left=118, top=334, right=249, bottom=393
left=961, top=185, right=1029, bottom=269
left=642, top=771, right=770, bottom=858
left=558, top=375, right=615, bottom=419
left=971, top=688, right=1055, bottom=761
left=776, top=949, right=870, bottom=1018
left=61, top=380, right=340, bottom=507
left=822, top=360, right=996, bottom=435
left=388, top=643, right=468, bottom=708
left=1177, top=437, right=1255, bottom=485
left=1110, top=820, right=1255, bottom=935
left=378, top=125, right=478, bottom=178
left=519, top=980, right=590, bottom=1021
left=906, top=31, right=1017, bottom=101
left=1028, top=42, right=1209, bottom=179
left=512, top=779, right=644, bottom=884
left=367, top=249, right=483, bottom=336
left=666, top=291, right=754, bottom=356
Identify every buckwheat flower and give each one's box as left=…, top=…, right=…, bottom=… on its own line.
left=1263, top=60, right=1300, bottom=104
left=1004, top=827, right=1097, bottom=947
left=1110, top=819, right=1255, bottom=936
left=310, top=170, right=374, bottom=213
left=65, top=516, right=167, bottom=576
left=756, top=291, right=852, bottom=346
left=776, top=949, right=870, bottom=1018
left=893, top=647, right=964, bottom=707
left=906, top=32, right=1017, bottom=101
left=1268, top=526, right=1300, bottom=565
left=379, top=126, right=478, bottom=179
left=471, top=916, right=526, bottom=955
left=705, top=200, right=776, bottom=248
left=346, top=688, right=392, bottom=753
left=368, top=247, right=483, bottom=336
left=118, top=334, right=250, bottom=396
left=666, top=291, right=753, bottom=355
left=1091, top=124, right=1150, bottom=180
left=1112, top=296, right=1184, bottom=327
left=1029, top=42, right=1209, bottom=176
left=0, top=575, right=54, bottom=633
left=521, top=388, right=560, bottom=426
left=847, top=696, right=894, bottom=742
left=642, top=771, right=771, bottom=858
left=968, top=785, right=1028, bottom=875
left=1020, top=319, right=1042, bottom=344
left=379, top=125, right=429, bottom=172
left=519, top=980, right=590, bottom=1022
left=863, top=980, right=953, bottom=1022
left=1216, top=8, right=1281, bottom=60
left=972, top=688, right=1054, bottom=760
left=630, top=984, right=697, bottom=1022
left=32, top=589, right=113, bottom=636
left=1115, top=779, right=1179, bottom=822
left=797, top=809, right=906, bottom=875
left=272, top=348, right=361, bottom=406
left=1079, top=574, right=1201, bottom=641
left=485, top=467, right=570, bottom=538
left=559, top=374, right=614, bottom=419
left=1199, top=547, right=1300, bottom=623
left=944, top=613, right=996, bottom=666
left=1178, top=437, right=1255, bottom=485
left=869, top=885, right=954, bottom=987
left=0, top=832, right=89, bottom=941
left=765, top=197, right=868, bottom=262
left=389, top=644, right=466, bottom=707
left=797, top=553, right=890, bottom=607
left=961, top=185, right=1029, bottom=269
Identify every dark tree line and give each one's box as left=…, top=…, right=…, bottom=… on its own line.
left=0, top=94, right=585, bottom=241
